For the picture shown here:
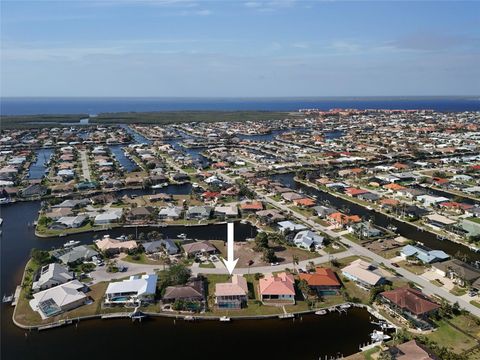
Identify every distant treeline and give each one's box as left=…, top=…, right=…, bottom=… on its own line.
left=1, top=110, right=299, bottom=129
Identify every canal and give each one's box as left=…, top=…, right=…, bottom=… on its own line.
left=1, top=197, right=376, bottom=360
left=109, top=144, right=138, bottom=172
left=28, top=148, right=54, bottom=180
left=270, top=173, right=480, bottom=262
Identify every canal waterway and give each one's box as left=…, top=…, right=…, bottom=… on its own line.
left=109, top=144, right=138, bottom=172
left=1, top=196, right=375, bottom=360
left=270, top=173, right=480, bottom=262
left=28, top=148, right=54, bottom=179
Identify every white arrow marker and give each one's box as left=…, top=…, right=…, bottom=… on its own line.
left=222, top=223, right=239, bottom=275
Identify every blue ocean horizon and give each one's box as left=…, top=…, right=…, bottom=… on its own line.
left=1, top=96, right=479, bottom=115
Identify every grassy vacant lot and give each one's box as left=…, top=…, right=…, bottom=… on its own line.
left=342, top=280, right=370, bottom=304
left=123, top=253, right=165, bottom=266
left=427, top=319, right=478, bottom=354
left=396, top=260, right=427, bottom=275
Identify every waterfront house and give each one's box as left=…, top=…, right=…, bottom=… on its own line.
left=185, top=206, right=212, bottom=220
left=32, top=263, right=74, bottom=293
left=162, top=279, right=205, bottom=304
left=293, top=230, right=324, bottom=250
left=313, top=205, right=337, bottom=218
left=52, top=245, right=99, bottom=265
left=259, top=272, right=295, bottom=304
left=400, top=244, right=450, bottom=264
left=341, top=259, right=384, bottom=289
left=423, top=213, right=457, bottom=229
left=299, top=267, right=341, bottom=296
left=277, top=220, right=308, bottom=233
left=29, top=280, right=88, bottom=319
left=344, top=187, right=369, bottom=197
left=94, top=209, right=123, bottom=225
left=215, top=275, right=249, bottom=309
left=53, top=215, right=88, bottom=229
left=281, top=192, right=303, bottom=202
left=417, top=195, right=450, bottom=207
left=143, top=239, right=179, bottom=255
left=149, top=193, right=173, bottom=203
left=214, top=204, right=239, bottom=219
left=20, top=184, right=47, bottom=198
left=379, top=198, right=400, bottom=211
left=182, top=241, right=217, bottom=257
left=44, top=208, right=74, bottom=221
left=158, top=206, right=183, bottom=220
left=380, top=287, right=439, bottom=329
left=389, top=339, right=440, bottom=360
left=328, top=212, right=362, bottom=228
left=357, top=192, right=380, bottom=202
left=403, top=205, right=429, bottom=219
left=292, top=197, right=316, bottom=208
left=53, top=199, right=90, bottom=209
left=433, top=259, right=480, bottom=287
left=127, top=206, right=153, bottom=221
left=105, top=274, right=157, bottom=305
left=240, top=201, right=263, bottom=212
left=95, top=235, right=138, bottom=255
left=255, top=209, right=285, bottom=225
left=347, top=222, right=383, bottom=239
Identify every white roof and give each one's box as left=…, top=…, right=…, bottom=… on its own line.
left=32, top=263, right=73, bottom=291
left=425, top=213, right=457, bottom=225
left=30, top=280, right=86, bottom=318
left=105, top=274, right=157, bottom=296
left=342, top=259, right=382, bottom=286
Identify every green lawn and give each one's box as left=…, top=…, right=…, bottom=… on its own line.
left=450, top=286, right=468, bottom=297
left=199, top=262, right=216, bottom=269
left=397, top=260, right=427, bottom=275
left=122, top=253, right=164, bottom=266
left=427, top=319, right=478, bottom=354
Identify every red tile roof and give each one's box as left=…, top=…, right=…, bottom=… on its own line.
left=381, top=287, right=439, bottom=316
left=345, top=187, right=369, bottom=196
left=299, top=268, right=341, bottom=287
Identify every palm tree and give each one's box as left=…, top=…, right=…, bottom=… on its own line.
left=247, top=260, right=254, bottom=275
left=292, top=255, right=299, bottom=273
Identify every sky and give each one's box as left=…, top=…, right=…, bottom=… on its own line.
left=1, top=0, right=479, bottom=97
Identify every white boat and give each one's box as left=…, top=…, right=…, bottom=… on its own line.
left=315, top=310, right=327, bottom=315
left=370, top=330, right=391, bottom=342
left=151, top=183, right=167, bottom=189
left=0, top=218, right=3, bottom=226
left=219, top=316, right=231, bottom=322
left=63, top=240, right=80, bottom=248
left=339, top=304, right=351, bottom=309
left=177, top=233, right=187, bottom=239
left=184, top=316, right=195, bottom=321
left=192, top=182, right=199, bottom=188
left=366, top=206, right=373, bottom=210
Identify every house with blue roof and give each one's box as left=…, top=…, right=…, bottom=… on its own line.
left=400, top=244, right=450, bottom=264
left=293, top=230, right=324, bottom=251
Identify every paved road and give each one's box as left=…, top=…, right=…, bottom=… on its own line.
left=79, top=150, right=91, bottom=181
left=191, top=249, right=354, bottom=275
left=258, top=191, right=480, bottom=317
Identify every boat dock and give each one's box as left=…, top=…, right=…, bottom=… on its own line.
left=101, top=313, right=131, bottom=319
left=3, top=285, right=21, bottom=306
left=12, top=286, right=21, bottom=306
